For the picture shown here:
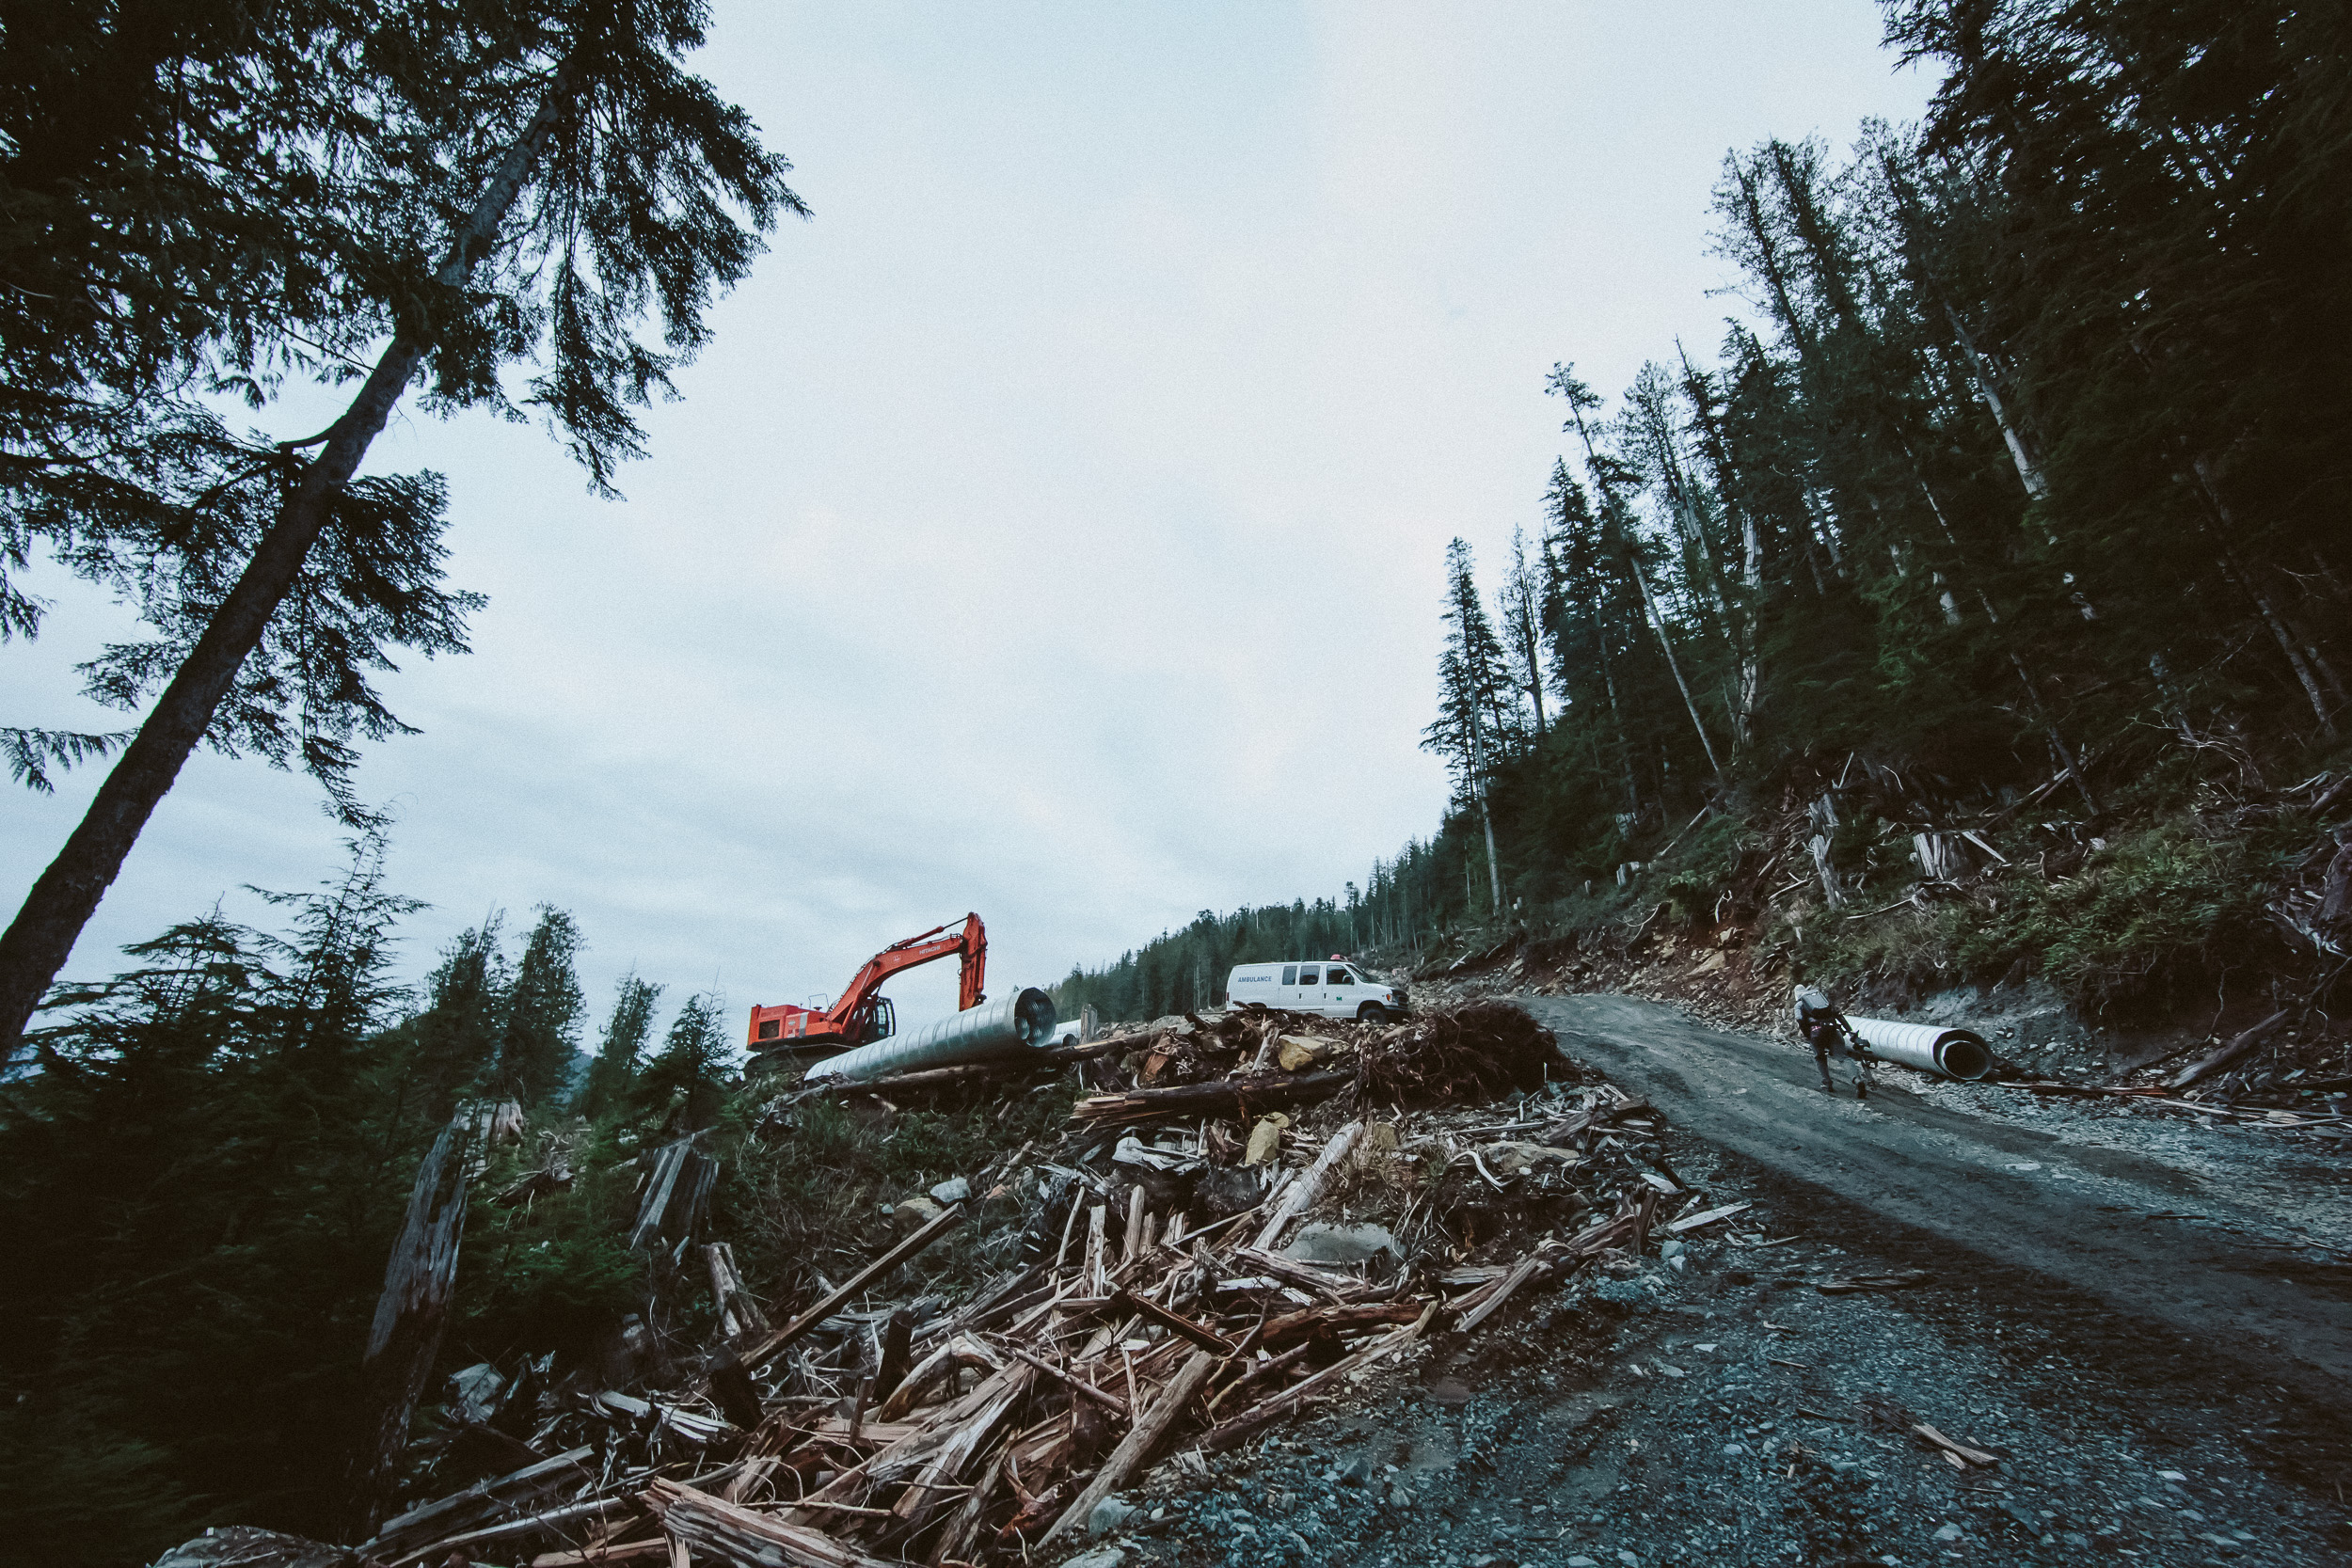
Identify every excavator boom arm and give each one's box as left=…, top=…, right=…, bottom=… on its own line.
left=821, top=913, right=987, bottom=1031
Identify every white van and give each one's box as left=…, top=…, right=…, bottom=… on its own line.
left=1224, top=960, right=1406, bottom=1022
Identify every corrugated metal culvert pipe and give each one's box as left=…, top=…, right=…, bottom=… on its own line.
left=803, top=987, right=1058, bottom=1084
left=1845, top=1015, right=1994, bottom=1081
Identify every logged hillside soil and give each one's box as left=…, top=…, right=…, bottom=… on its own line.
left=151, top=996, right=2352, bottom=1568
left=1084, top=1000, right=2352, bottom=1568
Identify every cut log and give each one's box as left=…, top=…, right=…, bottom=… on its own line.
left=1039, top=1348, right=1221, bottom=1546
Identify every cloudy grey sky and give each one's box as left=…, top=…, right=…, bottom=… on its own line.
left=2, top=2, right=1931, bottom=1043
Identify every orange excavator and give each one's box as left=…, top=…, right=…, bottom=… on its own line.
left=745, top=913, right=987, bottom=1054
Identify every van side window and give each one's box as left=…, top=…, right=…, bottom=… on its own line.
left=1280, top=966, right=1297, bottom=986
left=1298, top=967, right=1320, bottom=986
left=1327, top=968, right=1354, bottom=985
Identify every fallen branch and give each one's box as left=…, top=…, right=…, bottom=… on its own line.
left=1070, top=1071, right=1353, bottom=1128
left=739, top=1203, right=965, bottom=1374
left=1913, top=1421, right=2001, bottom=1467
left=644, top=1479, right=896, bottom=1568
left=1110, top=1287, right=1238, bottom=1355
left=996, top=1344, right=1128, bottom=1418
left=2169, top=1008, right=2292, bottom=1091
left=1039, top=1348, right=1222, bottom=1546
left=1251, top=1120, right=1365, bottom=1251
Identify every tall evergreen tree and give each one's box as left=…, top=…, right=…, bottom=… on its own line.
left=1423, top=540, right=1514, bottom=915
left=579, top=971, right=662, bottom=1120
left=637, top=991, right=732, bottom=1135
left=493, top=907, right=586, bottom=1107
left=0, top=841, right=421, bottom=1565
left=401, top=915, right=512, bottom=1121
left=0, top=0, right=809, bottom=1052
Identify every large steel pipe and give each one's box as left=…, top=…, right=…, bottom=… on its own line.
left=1846, top=1015, right=1994, bottom=1081
left=803, top=987, right=1058, bottom=1084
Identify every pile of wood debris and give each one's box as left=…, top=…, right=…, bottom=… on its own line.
left=158, top=1002, right=1742, bottom=1568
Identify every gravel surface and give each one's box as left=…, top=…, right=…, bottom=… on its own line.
left=1051, top=995, right=2352, bottom=1568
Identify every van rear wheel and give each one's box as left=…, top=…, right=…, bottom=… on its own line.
left=1358, top=1003, right=1391, bottom=1024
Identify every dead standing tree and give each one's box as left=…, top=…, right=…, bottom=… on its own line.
left=350, top=1101, right=522, bottom=1536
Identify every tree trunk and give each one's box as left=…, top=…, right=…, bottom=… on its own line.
left=1479, top=795, right=1503, bottom=918
left=1942, top=301, right=2050, bottom=500
left=348, top=1109, right=489, bottom=1536
left=1629, top=553, right=1724, bottom=782
left=0, top=64, right=579, bottom=1053
left=1461, top=681, right=1506, bottom=917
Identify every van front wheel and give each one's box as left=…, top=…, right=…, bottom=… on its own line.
left=1358, top=1003, right=1391, bottom=1024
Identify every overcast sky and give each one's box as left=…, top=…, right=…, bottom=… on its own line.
left=1, top=1, right=1933, bottom=1045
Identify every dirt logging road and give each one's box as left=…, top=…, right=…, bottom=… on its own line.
left=1520, top=993, right=2352, bottom=1397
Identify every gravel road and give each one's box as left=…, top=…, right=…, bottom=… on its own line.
left=1520, top=993, right=2352, bottom=1397
left=1089, top=993, right=2352, bottom=1567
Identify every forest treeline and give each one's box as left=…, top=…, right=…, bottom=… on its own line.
left=0, top=836, right=740, bottom=1562
left=1063, top=1, right=2351, bottom=1020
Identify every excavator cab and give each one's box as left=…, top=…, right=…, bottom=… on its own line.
left=856, top=996, right=896, bottom=1045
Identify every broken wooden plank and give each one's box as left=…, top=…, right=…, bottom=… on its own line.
left=1913, top=1421, right=2001, bottom=1467
left=644, top=1480, right=897, bottom=1568
left=1110, top=1287, right=1238, bottom=1354
left=1039, top=1348, right=1221, bottom=1546
left=1663, top=1199, right=1754, bottom=1235
left=1454, top=1247, right=1559, bottom=1334
left=739, top=1203, right=965, bottom=1373
left=1251, top=1119, right=1366, bottom=1251
left=1197, top=1303, right=1435, bottom=1452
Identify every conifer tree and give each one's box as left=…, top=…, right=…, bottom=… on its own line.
left=493, top=907, right=587, bottom=1107
left=637, top=991, right=733, bottom=1135
left=0, top=0, right=808, bottom=1051
left=0, top=840, right=421, bottom=1565
left=1423, top=540, right=1514, bottom=915
left=402, top=916, right=512, bottom=1121
left=580, top=971, right=663, bottom=1120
